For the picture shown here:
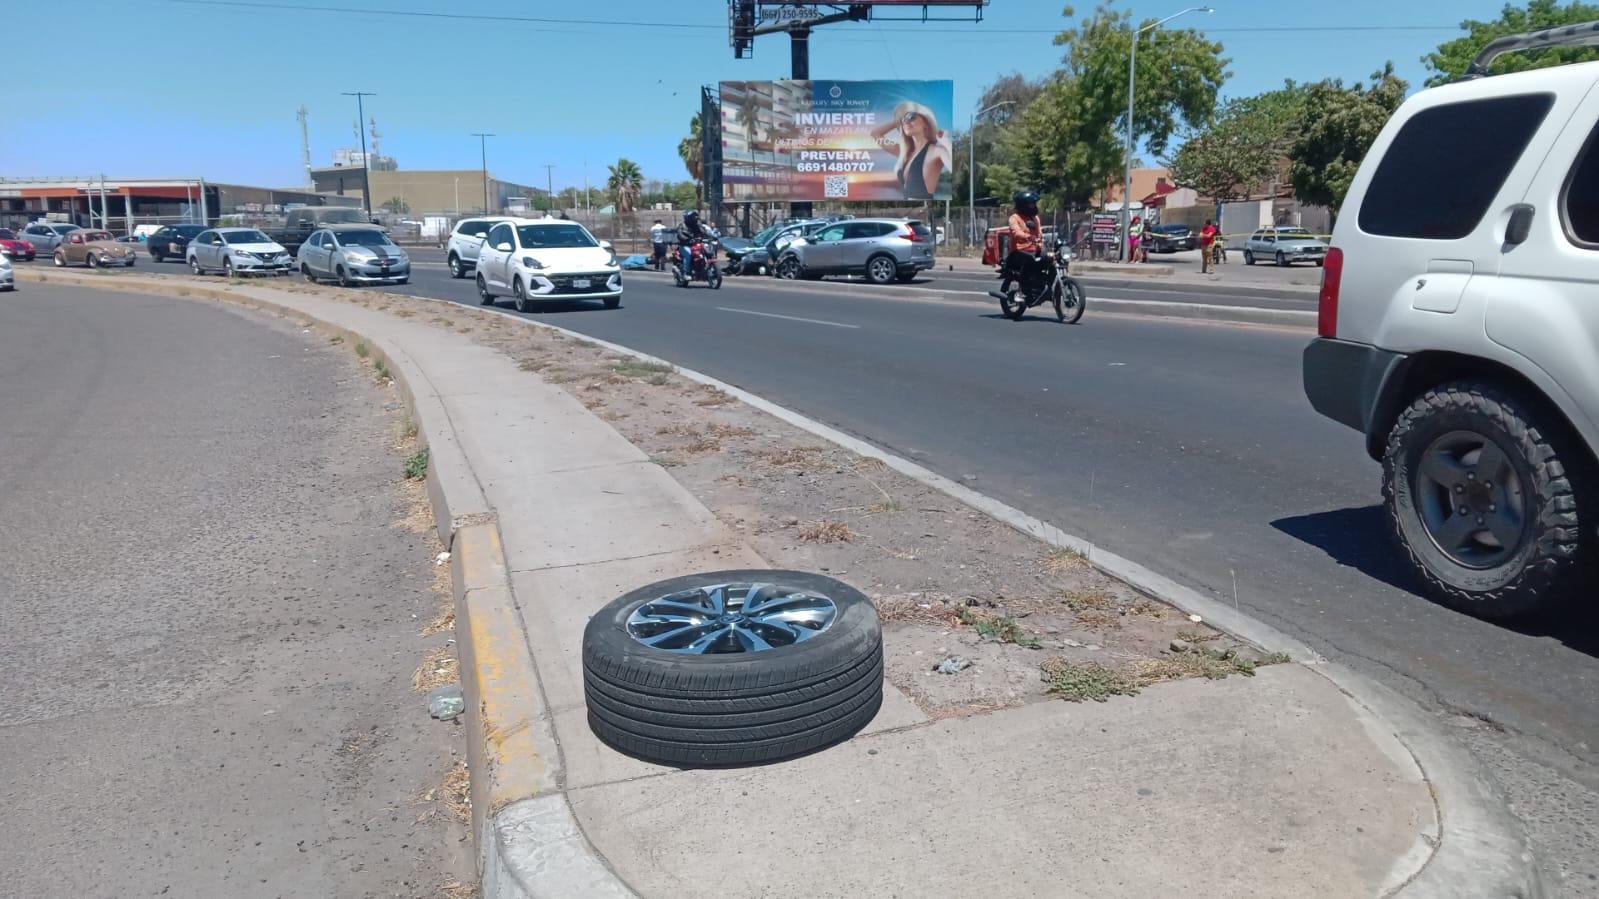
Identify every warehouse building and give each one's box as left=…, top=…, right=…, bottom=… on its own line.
left=310, top=165, right=545, bottom=216
left=0, top=177, right=352, bottom=232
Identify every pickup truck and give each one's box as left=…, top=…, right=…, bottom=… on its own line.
left=270, top=206, right=376, bottom=255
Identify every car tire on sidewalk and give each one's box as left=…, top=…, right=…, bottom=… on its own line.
left=582, top=570, right=884, bottom=767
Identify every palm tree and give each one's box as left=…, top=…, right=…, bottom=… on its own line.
left=735, top=89, right=764, bottom=152
left=606, top=158, right=643, bottom=214
left=678, top=114, right=704, bottom=206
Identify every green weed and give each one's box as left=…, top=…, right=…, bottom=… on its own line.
left=1041, top=659, right=1140, bottom=703
left=354, top=339, right=371, bottom=359
left=403, top=448, right=429, bottom=480
left=958, top=608, right=1041, bottom=649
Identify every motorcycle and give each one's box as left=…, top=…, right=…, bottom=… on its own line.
left=990, top=239, right=1086, bottom=324
left=673, top=239, right=722, bottom=289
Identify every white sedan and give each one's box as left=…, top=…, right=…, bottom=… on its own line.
left=474, top=218, right=622, bottom=311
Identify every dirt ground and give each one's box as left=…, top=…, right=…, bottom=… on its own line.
left=62, top=270, right=1284, bottom=718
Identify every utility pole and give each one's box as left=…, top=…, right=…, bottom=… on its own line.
left=472, top=132, right=495, bottom=214
left=1122, top=7, right=1212, bottom=261
left=584, top=158, right=591, bottom=213
left=969, top=101, right=1014, bottom=249
left=342, top=91, right=377, bottom=219
left=543, top=164, right=556, bottom=213
left=297, top=105, right=312, bottom=189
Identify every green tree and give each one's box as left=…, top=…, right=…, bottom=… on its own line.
left=1166, top=84, right=1307, bottom=204
left=951, top=73, right=1048, bottom=204
left=606, top=159, right=643, bottom=214
left=999, top=3, right=1228, bottom=206
left=1424, top=0, right=1599, bottom=85
left=677, top=113, right=704, bottom=206
left=1288, top=64, right=1408, bottom=212
left=380, top=196, right=409, bottom=215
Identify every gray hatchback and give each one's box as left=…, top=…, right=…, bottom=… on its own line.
left=774, top=219, right=935, bottom=284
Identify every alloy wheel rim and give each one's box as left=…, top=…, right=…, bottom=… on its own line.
left=625, top=582, right=839, bottom=654
left=1414, top=429, right=1528, bottom=569
left=871, top=259, right=893, bottom=281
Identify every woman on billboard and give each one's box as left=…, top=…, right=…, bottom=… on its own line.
left=871, top=101, right=952, bottom=200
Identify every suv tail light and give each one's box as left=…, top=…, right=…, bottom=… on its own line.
left=903, top=223, right=931, bottom=243
left=1317, top=247, right=1343, bottom=338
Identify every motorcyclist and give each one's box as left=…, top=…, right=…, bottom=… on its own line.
left=676, top=210, right=713, bottom=280
left=998, top=190, right=1044, bottom=297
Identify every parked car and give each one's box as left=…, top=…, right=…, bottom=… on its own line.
left=473, top=218, right=621, bottom=312
left=1145, top=223, right=1195, bottom=253
left=54, top=229, right=136, bottom=268
left=296, top=225, right=409, bottom=286
left=774, top=218, right=936, bottom=284
left=0, top=228, right=36, bottom=261
left=187, top=227, right=291, bottom=276
left=147, top=224, right=208, bottom=262
left=0, top=253, right=14, bottom=291
left=445, top=216, right=514, bottom=278
left=21, top=222, right=81, bottom=256
left=269, top=206, right=375, bottom=256
left=1302, top=32, right=1599, bottom=619
left=1244, top=227, right=1329, bottom=266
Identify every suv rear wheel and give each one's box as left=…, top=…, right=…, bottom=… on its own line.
left=1383, top=382, right=1582, bottom=618
left=865, top=255, right=897, bottom=285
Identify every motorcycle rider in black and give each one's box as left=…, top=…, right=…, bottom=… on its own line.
left=676, top=210, right=713, bottom=280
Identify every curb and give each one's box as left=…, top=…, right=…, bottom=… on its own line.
left=632, top=269, right=1316, bottom=329
left=22, top=268, right=1539, bottom=898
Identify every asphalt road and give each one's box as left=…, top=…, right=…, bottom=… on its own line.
left=0, top=282, right=470, bottom=897
left=370, top=251, right=1596, bottom=893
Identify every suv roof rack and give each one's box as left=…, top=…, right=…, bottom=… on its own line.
left=1463, top=20, right=1599, bottom=80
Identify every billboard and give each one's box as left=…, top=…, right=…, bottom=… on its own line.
left=719, top=79, right=955, bottom=202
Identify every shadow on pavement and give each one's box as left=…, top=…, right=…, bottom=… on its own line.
left=485, top=300, right=619, bottom=315
left=1271, top=505, right=1423, bottom=595
left=1273, top=505, right=1599, bottom=658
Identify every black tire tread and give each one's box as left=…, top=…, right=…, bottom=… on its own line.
left=1383, top=381, right=1581, bottom=618
left=584, top=651, right=883, bottom=722
left=586, top=665, right=882, bottom=744
left=588, top=690, right=882, bottom=767
left=582, top=624, right=880, bottom=699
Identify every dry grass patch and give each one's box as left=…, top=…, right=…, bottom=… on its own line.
left=693, top=385, right=735, bottom=406
left=518, top=356, right=553, bottom=372
left=1062, top=588, right=1115, bottom=612
left=421, top=603, right=455, bottom=637
left=440, top=761, right=471, bottom=823
left=411, top=645, right=458, bottom=692
left=1041, top=546, right=1089, bottom=574
left=757, top=446, right=830, bottom=470
left=798, top=520, right=855, bottom=543
left=708, top=423, right=757, bottom=439
left=853, top=456, right=887, bottom=472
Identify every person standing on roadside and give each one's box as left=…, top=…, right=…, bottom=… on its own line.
left=1128, top=215, right=1145, bottom=264
left=1199, top=218, right=1219, bottom=274
left=649, top=219, right=668, bottom=271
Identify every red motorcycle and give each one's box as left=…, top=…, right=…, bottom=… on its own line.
left=673, top=239, right=722, bottom=289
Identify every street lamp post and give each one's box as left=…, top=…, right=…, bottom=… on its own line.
left=968, top=100, right=1014, bottom=250
left=1122, top=6, right=1212, bottom=261
left=342, top=92, right=376, bottom=219
left=543, top=164, right=556, bottom=215
left=472, top=132, right=495, bottom=214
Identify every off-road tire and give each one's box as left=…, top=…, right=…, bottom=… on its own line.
left=1383, top=382, right=1583, bottom=619
left=582, top=570, right=884, bottom=767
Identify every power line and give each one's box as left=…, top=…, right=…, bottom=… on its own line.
left=152, top=2, right=1462, bottom=36
left=157, top=0, right=721, bottom=28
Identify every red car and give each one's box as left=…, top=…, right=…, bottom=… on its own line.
left=0, top=228, right=36, bottom=261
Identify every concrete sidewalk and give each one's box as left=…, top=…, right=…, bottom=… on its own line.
left=20, top=269, right=1537, bottom=898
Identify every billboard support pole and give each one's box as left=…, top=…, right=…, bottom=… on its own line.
left=789, top=27, right=812, bottom=220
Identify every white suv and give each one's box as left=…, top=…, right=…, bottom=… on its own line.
left=474, top=218, right=622, bottom=312
left=1304, top=24, right=1599, bottom=618
left=446, top=217, right=513, bottom=279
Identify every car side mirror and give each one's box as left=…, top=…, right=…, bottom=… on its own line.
left=599, top=240, right=613, bottom=251
left=496, top=242, right=513, bottom=252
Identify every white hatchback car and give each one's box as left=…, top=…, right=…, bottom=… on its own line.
left=474, top=219, right=622, bottom=311
left=1303, top=24, right=1599, bottom=618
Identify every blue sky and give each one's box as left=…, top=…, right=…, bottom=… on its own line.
left=2, top=0, right=1514, bottom=191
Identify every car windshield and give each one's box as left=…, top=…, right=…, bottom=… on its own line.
left=337, top=230, right=393, bottom=248
left=517, top=224, right=597, bottom=249
left=318, top=209, right=369, bottom=224
left=51, top=225, right=80, bottom=235
left=1277, top=228, right=1312, bottom=237
left=174, top=225, right=206, bottom=237
left=84, top=231, right=114, bottom=241
left=223, top=230, right=272, bottom=244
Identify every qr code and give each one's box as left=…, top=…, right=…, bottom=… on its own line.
left=824, top=175, right=849, bottom=198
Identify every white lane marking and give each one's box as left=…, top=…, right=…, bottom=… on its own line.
left=715, top=306, right=860, bottom=329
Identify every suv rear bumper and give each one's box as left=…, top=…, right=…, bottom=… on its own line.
left=1303, top=337, right=1409, bottom=438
